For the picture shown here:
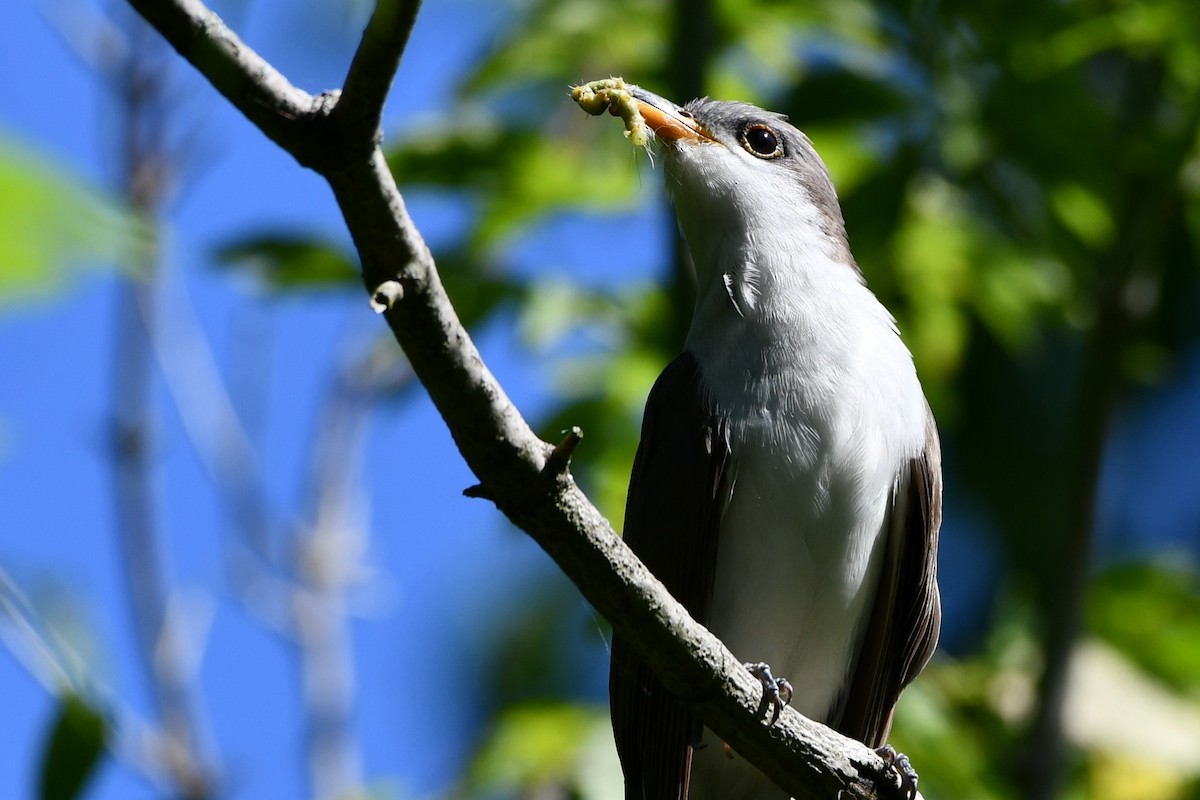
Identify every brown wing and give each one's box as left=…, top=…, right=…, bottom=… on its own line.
left=834, top=401, right=942, bottom=748
left=610, top=352, right=732, bottom=800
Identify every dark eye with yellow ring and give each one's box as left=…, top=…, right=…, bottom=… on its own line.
left=741, top=124, right=782, bottom=159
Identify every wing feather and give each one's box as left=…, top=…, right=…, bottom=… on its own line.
left=610, top=352, right=731, bottom=799
left=835, top=402, right=942, bottom=747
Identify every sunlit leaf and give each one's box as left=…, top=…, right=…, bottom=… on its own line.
left=1089, top=561, right=1200, bottom=694
left=888, top=667, right=1015, bottom=800
left=460, top=0, right=665, bottom=97
left=1064, top=640, right=1200, bottom=796
left=1086, top=751, right=1194, bottom=800
left=465, top=702, right=618, bottom=798
left=1050, top=183, right=1115, bottom=250
left=973, top=252, right=1070, bottom=351
left=892, top=177, right=973, bottom=377
left=388, top=122, right=645, bottom=250
left=524, top=283, right=670, bottom=521
left=0, top=138, right=149, bottom=309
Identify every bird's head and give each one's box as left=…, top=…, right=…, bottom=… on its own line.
left=627, top=86, right=856, bottom=275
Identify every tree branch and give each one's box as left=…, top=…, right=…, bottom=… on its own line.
left=124, top=0, right=314, bottom=155
left=332, top=0, right=424, bottom=145
left=125, top=1, right=915, bottom=796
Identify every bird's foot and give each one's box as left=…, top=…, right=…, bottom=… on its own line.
left=875, top=744, right=919, bottom=800
left=744, top=662, right=794, bottom=725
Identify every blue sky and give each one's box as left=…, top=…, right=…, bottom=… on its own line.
left=4, top=1, right=1200, bottom=799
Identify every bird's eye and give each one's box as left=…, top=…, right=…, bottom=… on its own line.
left=678, top=108, right=694, bottom=119
left=741, top=124, right=782, bottom=159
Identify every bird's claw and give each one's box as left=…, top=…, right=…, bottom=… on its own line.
left=744, top=662, right=793, bottom=725
left=875, top=744, right=919, bottom=800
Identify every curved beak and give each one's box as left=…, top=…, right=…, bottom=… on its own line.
left=626, top=86, right=717, bottom=144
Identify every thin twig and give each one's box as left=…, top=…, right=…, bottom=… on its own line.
left=0, top=568, right=214, bottom=791
left=109, top=21, right=215, bottom=798
left=0, top=569, right=77, bottom=693
left=332, top=0, right=425, bottom=145
left=289, top=346, right=386, bottom=799
left=545, top=426, right=584, bottom=477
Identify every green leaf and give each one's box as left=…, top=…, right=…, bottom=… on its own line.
left=891, top=177, right=973, bottom=377
left=526, top=283, right=672, bottom=521
left=38, top=694, right=106, bottom=800
left=214, top=233, right=360, bottom=289
left=1089, top=561, right=1200, bottom=693
left=434, top=247, right=525, bottom=329
left=465, top=701, right=617, bottom=796
left=213, top=233, right=522, bottom=332
left=0, top=138, right=149, bottom=309
left=388, top=122, right=644, bottom=250
left=1049, top=183, right=1115, bottom=250
left=459, top=0, right=665, bottom=97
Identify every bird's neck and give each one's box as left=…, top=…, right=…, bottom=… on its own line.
left=679, top=214, right=915, bottom=423
left=680, top=208, right=873, bottom=347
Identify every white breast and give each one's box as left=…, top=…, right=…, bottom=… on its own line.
left=684, top=249, right=927, bottom=798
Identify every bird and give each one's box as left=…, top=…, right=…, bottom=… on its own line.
left=606, top=85, right=943, bottom=799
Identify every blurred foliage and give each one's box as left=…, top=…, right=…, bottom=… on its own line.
left=7, top=0, right=1197, bottom=791
left=458, top=702, right=621, bottom=800
left=37, top=694, right=107, bottom=800
left=0, top=138, right=150, bottom=310
left=216, top=233, right=361, bottom=288
left=386, top=128, right=643, bottom=251
left=1089, top=560, right=1200, bottom=695
left=201, top=0, right=1200, bottom=796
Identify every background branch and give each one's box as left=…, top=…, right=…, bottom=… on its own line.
left=109, top=19, right=215, bottom=798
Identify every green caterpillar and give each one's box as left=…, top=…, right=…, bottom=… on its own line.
left=571, top=77, right=650, bottom=148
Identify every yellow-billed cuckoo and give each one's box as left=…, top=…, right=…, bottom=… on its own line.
left=606, top=86, right=943, bottom=799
